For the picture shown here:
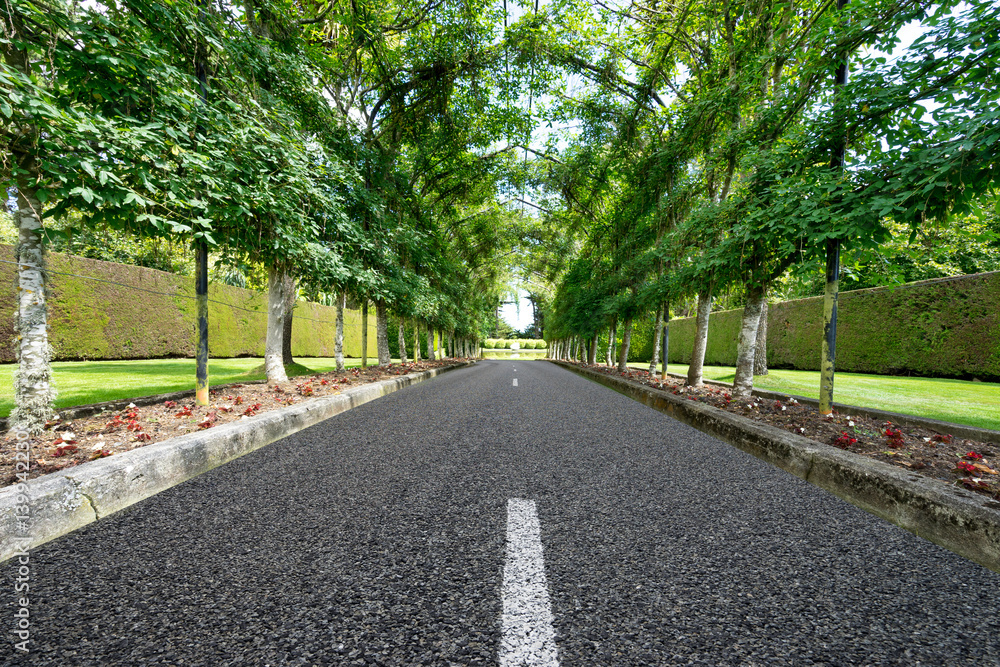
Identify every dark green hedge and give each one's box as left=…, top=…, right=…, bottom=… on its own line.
left=0, top=246, right=376, bottom=362
left=664, top=272, right=1000, bottom=380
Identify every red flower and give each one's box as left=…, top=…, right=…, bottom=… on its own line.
left=965, top=451, right=984, bottom=461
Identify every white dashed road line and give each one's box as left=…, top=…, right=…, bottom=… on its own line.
left=513, top=378, right=519, bottom=386
left=500, top=499, right=559, bottom=667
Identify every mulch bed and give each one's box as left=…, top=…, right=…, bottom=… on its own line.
left=1, top=360, right=461, bottom=488
left=578, top=362, right=1000, bottom=502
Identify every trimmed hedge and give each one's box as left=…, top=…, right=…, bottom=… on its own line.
left=664, top=272, right=1000, bottom=380
left=484, top=338, right=546, bottom=350
left=0, top=246, right=376, bottom=362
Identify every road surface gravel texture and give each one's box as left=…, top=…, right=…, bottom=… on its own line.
left=5, top=360, right=1000, bottom=665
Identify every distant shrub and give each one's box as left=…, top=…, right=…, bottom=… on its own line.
left=485, top=338, right=499, bottom=349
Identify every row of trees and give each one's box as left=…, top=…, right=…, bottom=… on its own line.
left=1, top=0, right=544, bottom=432
left=531, top=0, right=1000, bottom=403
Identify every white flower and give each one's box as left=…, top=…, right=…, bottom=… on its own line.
left=923, top=437, right=931, bottom=442
left=847, top=420, right=855, bottom=427
left=781, top=406, right=787, bottom=411
left=127, top=403, right=137, bottom=409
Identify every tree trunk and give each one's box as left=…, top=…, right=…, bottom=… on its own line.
left=282, top=273, right=295, bottom=366
left=732, top=292, right=766, bottom=397
left=361, top=301, right=368, bottom=368
left=264, top=265, right=289, bottom=384
left=9, top=184, right=56, bottom=434
left=195, top=240, right=209, bottom=405
left=754, top=300, right=769, bottom=376
left=687, top=289, right=713, bottom=387
left=649, top=306, right=664, bottom=374
left=398, top=320, right=409, bottom=364
left=335, top=291, right=345, bottom=371
left=426, top=327, right=435, bottom=360
left=661, top=302, right=670, bottom=378
left=617, top=318, right=632, bottom=371
left=588, top=337, right=597, bottom=365
left=413, top=321, right=421, bottom=362
left=376, top=300, right=391, bottom=366
left=606, top=317, right=617, bottom=366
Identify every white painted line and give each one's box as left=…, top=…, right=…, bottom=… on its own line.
left=513, top=378, right=518, bottom=386
left=501, top=499, right=559, bottom=667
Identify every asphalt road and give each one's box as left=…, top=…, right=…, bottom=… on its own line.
left=5, top=360, right=1000, bottom=665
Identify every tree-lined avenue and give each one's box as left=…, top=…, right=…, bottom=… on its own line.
left=5, top=361, right=999, bottom=664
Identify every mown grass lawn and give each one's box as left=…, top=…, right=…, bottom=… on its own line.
left=0, top=357, right=385, bottom=418
left=626, top=362, right=1000, bottom=432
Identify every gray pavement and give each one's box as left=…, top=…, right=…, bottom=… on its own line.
left=5, top=360, right=1000, bottom=665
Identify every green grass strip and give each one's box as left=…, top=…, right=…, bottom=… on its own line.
left=0, top=357, right=390, bottom=418
left=624, top=362, right=1000, bottom=432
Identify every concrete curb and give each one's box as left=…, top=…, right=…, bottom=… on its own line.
left=552, top=361, right=1000, bottom=574
left=659, top=371, right=1000, bottom=445
left=0, top=361, right=475, bottom=563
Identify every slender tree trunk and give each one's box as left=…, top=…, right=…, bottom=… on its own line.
left=588, top=337, right=597, bottom=365
left=732, top=291, right=766, bottom=397
left=281, top=273, right=295, bottom=366
left=264, top=264, right=289, bottom=384
left=2, top=15, right=53, bottom=431
left=9, top=184, right=56, bottom=433
left=754, top=300, right=769, bottom=376
left=687, top=289, right=713, bottom=387
left=413, top=321, right=421, bottom=362
left=617, top=318, right=633, bottom=371
left=820, top=241, right=840, bottom=414
left=376, top=300, right=391, bottom=366
left=649, top=306, right=664, bottom=373
left=195, top=240, right=209, bottom=405
left=398, top=320, right=409, bottom=364
left=426, top=327, right=434, bottom=360
left=606, top=317, right=617, bottom=366
left=661, top=302, right=670, bottom=378
left=361, top=301, right=368, bottom=368
left=334, top=291, right=345, bottom=371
